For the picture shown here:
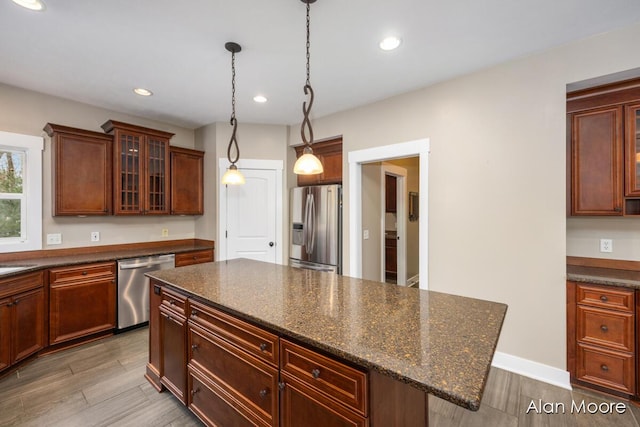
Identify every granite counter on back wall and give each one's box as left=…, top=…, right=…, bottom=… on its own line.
left=148, top=258, right=507, bottom=411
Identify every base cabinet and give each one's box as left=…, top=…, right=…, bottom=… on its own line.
left=0, top=272, right=46, bottom=373
left=567, top=281, right=636, bottom=398
left=49, top=262, right=116, bottom=346
left=148, top=280, right=430, bottom=426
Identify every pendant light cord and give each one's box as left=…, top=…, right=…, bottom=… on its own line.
left=228, top=48, right=240, bottom=165
left=300, top=0, right=315, bottom=148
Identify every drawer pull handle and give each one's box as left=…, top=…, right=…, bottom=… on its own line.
left=191, top=310, right=198, bottom=318
left=169, top=299, right=175, bottom=306
left=191, top=388, right=200, bottom=396
left=259, top=343, right=267, bottom=352
left=191, top=344, right=199, bottom=351
left=193, top=256, right=197, bottom=260
left=600, top=295, right=608, bottom=302
left=259, top=388, right=269, bottom=398
left=600, top=325, right=608, bottom=332
left=311, top=368, right=321, bottom=379
left=601, top=364, right=609, bottom=372
left=82, top=271, right=88, bottom=276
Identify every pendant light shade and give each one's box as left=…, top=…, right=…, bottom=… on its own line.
left=294, top=0, right=323, bottom=176
left=222, top=41, right=245, bottom=185
left=293, top=147, right=323, bottom=175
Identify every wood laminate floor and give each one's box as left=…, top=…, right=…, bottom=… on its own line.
left=0, top=328, right=638, bottom=426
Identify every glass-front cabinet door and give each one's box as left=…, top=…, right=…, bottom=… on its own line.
left=626, top=104, right=640, bottom=197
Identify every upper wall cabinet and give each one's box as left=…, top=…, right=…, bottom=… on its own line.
left=294, top=137, right=342, bottom=186
left=170, top=147, right=204, bottom=215
left=102, top=120, right=174, bottom=215
left=45, top=123, right=113, bottom=216
left=568, top=79, right=640, bottom=216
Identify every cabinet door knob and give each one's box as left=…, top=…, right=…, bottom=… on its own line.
left=311, top=368, right=321, bottom=379
left=82, top=271, right=88, bottom=276
left=169, top=299, right=175, bottom=306
left=191, top=344, right=199, bottom=351
left=259, top=343, right=267, bottom=352
left=601, top=364, right=609, bottom=372
left=600, top=325, right=608, bottom=332
left=6, top=302, right=13, bottom=307
left=191, top=310, right=198, bottom=318
left=191, top=388, right=200, bottom=396
left=599, top=295, right=608, bottom=302
left=278, top=382, right=286, bottom=391
left=259, top=388, right=269, bottom=398
left=13, top=299, right=18, bottom=305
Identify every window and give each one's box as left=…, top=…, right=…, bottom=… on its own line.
left=0, top=131, right=43, bottom=252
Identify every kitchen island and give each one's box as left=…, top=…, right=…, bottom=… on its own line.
left=146, top=258, right=507, bottom=427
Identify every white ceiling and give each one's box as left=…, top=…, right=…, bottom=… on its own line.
left=2, top=0, right=640, bottom=129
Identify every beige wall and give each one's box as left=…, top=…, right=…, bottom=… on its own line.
left=567, top=217, right=640, bottom=259
left=285, top=22, right=640, bottom=370
left=361, top=163, right=383, bottom=280
left=0, top=83, right=198, bottom=249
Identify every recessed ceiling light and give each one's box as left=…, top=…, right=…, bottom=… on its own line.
left=11, top=0, right=45, bottom=11
left=253, top=95, right=268, bottom=103
left=133, top=88, right=153, bottom=97
left=379, top=36, right=401, bottom=51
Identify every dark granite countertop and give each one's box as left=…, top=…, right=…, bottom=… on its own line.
left=0, top=241, right=214, bottom=279
left=567, top=265, right=640, bottom=290
left=147, top=258, right=507, bottom=411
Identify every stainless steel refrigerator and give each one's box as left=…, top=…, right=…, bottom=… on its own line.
left=289, top=184, right=342, bottom=273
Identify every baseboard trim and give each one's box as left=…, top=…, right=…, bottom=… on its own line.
left=491, top=351, right=572, bottom=390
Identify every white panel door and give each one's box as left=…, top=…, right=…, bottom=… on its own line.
left=225, top=168, right=277, bottom=263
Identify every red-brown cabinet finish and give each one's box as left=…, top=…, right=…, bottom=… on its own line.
left=625, top=103, right=640, bottom=197
left=0, top=271, right=46, bottom=373
left=294, top=137, right=343, bottom=186
left=45, top=123, right=113, bottom=216
left=160, top=304, right=188, bottom=404
left=101, top=120, right=173, bottom=215
left=570, top=106, right=624, bottom=215
left=174, top=249, right=214, bottom=267
left=170, top=147, right=204, bottom=215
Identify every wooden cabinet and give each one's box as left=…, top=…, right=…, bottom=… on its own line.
left=280, top=339, right=367, bottom=423
left=188, top=299, right=279, bottom=427
left=295, top=137, right=342, bottom=186
left=385, top=174, right=397, bottom=213
left=385, top=236, right=397, bottom=282
left=160, top=299, right=188, bottom=404
left=566, top=79, right=640, bottom=216
left=146, top=281, right=164, bottom=391
left=170, top=147, right=204, bottom=215
left=175, top=249, right=214, bottom=267
left=48, top=262, right=116, bottom=345
left=101, top=120, right=174, bottom=215
left=45, top=123, right=113, bottom=216
left=0, top=272, right=45, bottom=373
left=567, top=281, right=636, bottom=396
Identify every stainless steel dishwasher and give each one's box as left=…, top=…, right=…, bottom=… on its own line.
left=117, top=254, right=175, bottom=330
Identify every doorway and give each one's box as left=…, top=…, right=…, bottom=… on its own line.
left=382, top=164, right=407, bottom=285
left=347, top=139, right=430, bottom=289
left=218, top=158, right=284, bottom=264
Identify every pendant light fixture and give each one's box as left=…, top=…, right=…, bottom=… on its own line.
left=221, top=42, right=246, bottom=185
left=293, top=0, right=324, bottom=176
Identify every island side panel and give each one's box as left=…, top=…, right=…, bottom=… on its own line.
left=145, top=280, right=164, bottom=391
left=369, top=370, right=429, bottom=427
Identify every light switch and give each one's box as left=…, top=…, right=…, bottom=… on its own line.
left=363, top=229, right=369, bottom=240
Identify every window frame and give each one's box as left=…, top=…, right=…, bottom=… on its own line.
left=0, top=131, right=43, bottom=253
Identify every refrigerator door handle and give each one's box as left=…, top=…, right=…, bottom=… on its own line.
left=308, top=193, right=316, bottom=254
left=303, top=193, right=310, bottom=252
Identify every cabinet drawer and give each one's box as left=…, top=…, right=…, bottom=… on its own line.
left=576, top=284, right=634, bottom=312
left=175, top=249, right=213, bottom=267
left=188, top=367, right=261, bottom=427
left=49, top=262, right=115, bottom=284
left=577, top=306, right=634, bottom=352
left=189, top=324, right=278, bottom=427
left=281, top=373, right=367, bottom=427
left=0, top=271, right=43, bottom=299
left=161, top=287, right=187, bottom=316
left=189, top=299, right=278, bottom=367
left=280, top=339, right=367, bottom=416
left=576, top=343, right=635, bottom=394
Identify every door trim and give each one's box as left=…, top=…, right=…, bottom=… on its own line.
left=347, top=139, right=430, bottom=289
left=218, top=158, right=284, bottom=264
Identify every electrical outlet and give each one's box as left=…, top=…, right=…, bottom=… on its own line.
left=91, top=231, right=100, bottom=242
left=363, top=229, right=369, bottom=240
left=46, top=233, right=62, bottom=245
left=600, top=238, right=613, bottom=253
left=162, top=229, right=169, bottom=237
